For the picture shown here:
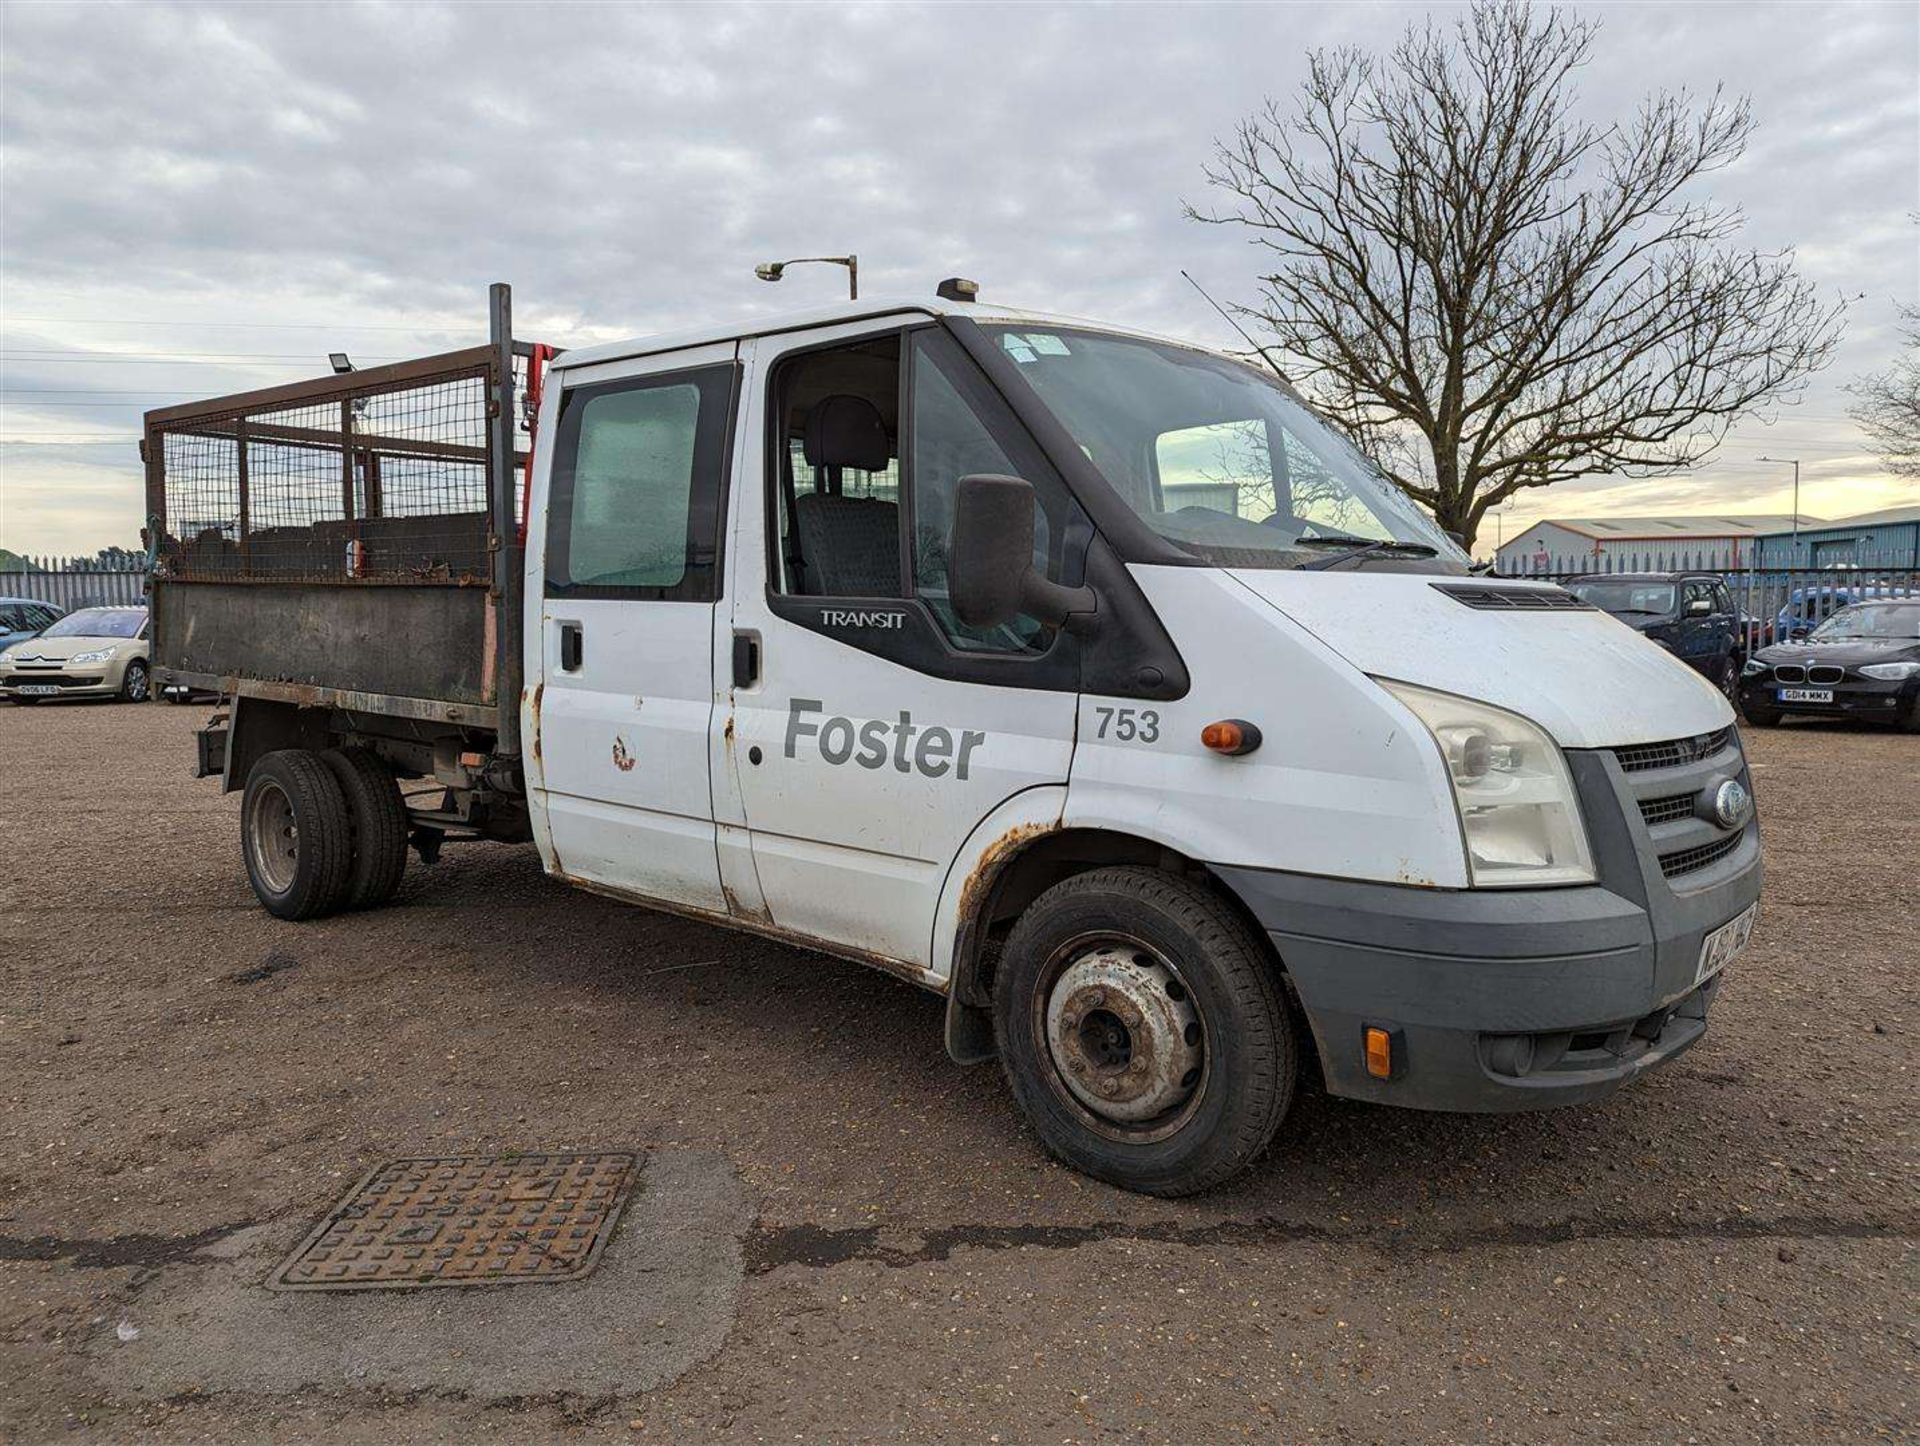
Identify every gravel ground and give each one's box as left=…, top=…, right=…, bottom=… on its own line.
left=1, top=701, right=1913, bottom=1443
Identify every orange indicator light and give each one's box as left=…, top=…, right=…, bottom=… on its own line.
left=1200, top=719, right=1262, bottom=755
left=1364, top=1027, right=1394, bottom=1080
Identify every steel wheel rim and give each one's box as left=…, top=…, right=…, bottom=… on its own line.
left=246, top=779, right=299, bottom=895
left=1030, top=930, right=1210, bottom=1145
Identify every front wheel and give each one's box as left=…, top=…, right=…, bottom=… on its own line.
left=119, top=660, right=149, bottom=703
left=1742, top=699, right=1784, bottom=727
left=993, top=867, right=1295, bottom=1197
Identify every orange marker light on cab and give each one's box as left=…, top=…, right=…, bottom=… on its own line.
left=1200, top=719, right=1262, bottom=756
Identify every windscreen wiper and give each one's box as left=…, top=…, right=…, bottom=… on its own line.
left=1297, top=538, right=1439, bottom=571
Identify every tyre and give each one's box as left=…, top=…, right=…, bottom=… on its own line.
left=1901, top=695, right=1920, bottom=735
left=992, top=867, right=1295, bottom=1197
left=117, top=660, right=150, bottom=703
left=240, top=749, right=352, bottom=920
left=319, top=747, right=410, bottom=910
left=1712, top=657, right=1737, bottom=700
left=1741, top=699, right=1784, bottom=727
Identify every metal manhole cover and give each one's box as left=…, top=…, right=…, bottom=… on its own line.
left=266, top=1152, right=639, bottom=1292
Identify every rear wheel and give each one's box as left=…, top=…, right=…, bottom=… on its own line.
left=241, top=750, right=352, bottom=920
left=993, top=867, right=1295, bottom=1197
left=320, top=747, right=410, bottom=910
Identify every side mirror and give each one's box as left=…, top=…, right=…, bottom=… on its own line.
left=949, top=474, right=1095, bottom=632
left=1685, top=597, right=1712, bottom=617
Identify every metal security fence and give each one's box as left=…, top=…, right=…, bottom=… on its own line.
left=1498, top=554, right=1920, bottom=652
left=1, top=559, right=148, bottom=611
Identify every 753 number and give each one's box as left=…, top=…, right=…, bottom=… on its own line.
left=1093, top=706, right=1160, bottom=743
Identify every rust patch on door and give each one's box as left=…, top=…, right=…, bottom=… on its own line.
left=611, top=735, right=635, bottom=772
left=264, top=1152, right=639, bottom=1292
left=527, top=682, right=544, bottom=762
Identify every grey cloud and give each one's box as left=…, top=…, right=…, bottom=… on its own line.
left=2, top=0, right=1915, bottom=552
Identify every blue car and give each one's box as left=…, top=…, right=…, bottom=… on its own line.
left=0, top=596, right=65, bottom=652
left=1775, top=583, right=1912, bottom=641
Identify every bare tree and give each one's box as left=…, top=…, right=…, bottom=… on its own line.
left=1847, top=303, right=1920, bottom=478
left=1188, top=0, right=1843, bottom=547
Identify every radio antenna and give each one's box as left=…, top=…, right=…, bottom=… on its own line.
left=1181, top=270, right=1288, bottom=381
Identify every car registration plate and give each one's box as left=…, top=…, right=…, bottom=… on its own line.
left=1697, top=902, right=1757, bottom=985
left=15, top=684, right=60, bottom=696
left=1778, top=687, right=1832, bottom=703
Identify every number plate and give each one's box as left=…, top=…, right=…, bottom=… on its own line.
left=1697, top=902, right=1757, bottom=985
left=1777, top=687, right=1832, bottom=703
left=15, top=684, right=60, bottom=696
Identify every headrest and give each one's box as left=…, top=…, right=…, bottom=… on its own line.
left=803, top=394, right=889, bottom=473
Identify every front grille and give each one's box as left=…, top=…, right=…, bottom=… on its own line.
left=1772, top=664, right=1805, bottom=683
left=1431, top=583, right=1593, bottom=611
left=1638, top=792, right=1697, bottom=826
left=1808, top=665, right=1844, bottom=685
left=1612, top=727, right=1734, bottom=774
left=1660, top=833, right=1741, bottom=879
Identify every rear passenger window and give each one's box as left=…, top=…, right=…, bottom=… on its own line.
left=546, top=365, right=737, bottom=601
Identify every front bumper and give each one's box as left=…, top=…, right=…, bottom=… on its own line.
left=0, top=671, right=114, bottom=698
left=1739, top=675, right=1916, bottom=721
left=1215, top=730, right=1763, bottom=1113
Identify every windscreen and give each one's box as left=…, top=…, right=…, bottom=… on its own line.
left=985, top=326, right=1462, bottom=569
left=42, top=608, right=146, bottom=639
left=1813, top=602, right=1920, bottom=640
left=1564, top=580, right=1677, bottom=616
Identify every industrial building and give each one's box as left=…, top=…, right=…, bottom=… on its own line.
left=1749, top=505, right=1920, bottom=570
left=1494, top=514, right=1822, bottom=575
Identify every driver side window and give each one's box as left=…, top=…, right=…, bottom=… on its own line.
left=908, top=330, right=1067, bottom=655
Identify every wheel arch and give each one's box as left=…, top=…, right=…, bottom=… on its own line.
left=942, top=822, right=1289, bottom=1065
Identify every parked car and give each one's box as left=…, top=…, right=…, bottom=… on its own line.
left=1564, top=572, right=1743, bottom=696
left=0, top=604, right=151, bottom=703
left=1739, top=599, right=1920, bottom=730
left=0, top=596, right=64, bottom=653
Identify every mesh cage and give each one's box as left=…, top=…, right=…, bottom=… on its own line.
left=146, top=348, right=531, bottom=585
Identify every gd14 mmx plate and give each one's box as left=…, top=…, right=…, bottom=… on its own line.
left=266, top=1152, right=639, bottom=1292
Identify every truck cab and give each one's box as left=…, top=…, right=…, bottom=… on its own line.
left=147, top=286, right=1763, bottom=1196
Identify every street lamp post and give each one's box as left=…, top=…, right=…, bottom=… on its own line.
left=754, top=255, right=858, bottom=300
left=1757, top=456, right=1801, bottom=562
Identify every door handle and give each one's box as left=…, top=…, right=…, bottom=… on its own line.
left=560, top=621, right=583, bottom=672
left=731, top=631, right=760, bottom=688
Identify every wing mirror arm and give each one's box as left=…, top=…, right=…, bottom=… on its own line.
left=949, top=474, right=1097, bottom=635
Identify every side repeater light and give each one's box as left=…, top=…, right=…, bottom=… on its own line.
left=1200, top=719, right=1262, bottom=756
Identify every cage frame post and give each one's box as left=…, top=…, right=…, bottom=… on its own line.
left=487, top=282, right=523, bottom=759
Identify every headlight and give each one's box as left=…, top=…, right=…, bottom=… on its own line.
left=1859, top=661, right=1920, bottom=681
left=68, top=647, right=117, bottom=665
left=1741, top=658, right=1767, bottom=677
left=1378, top=680, right=1596, bottom=888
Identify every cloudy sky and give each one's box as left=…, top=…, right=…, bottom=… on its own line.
left=3, top=0, right=1915, bottom=559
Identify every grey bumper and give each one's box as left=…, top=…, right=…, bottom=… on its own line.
left=1214, top=731, right=1763, bottom=1113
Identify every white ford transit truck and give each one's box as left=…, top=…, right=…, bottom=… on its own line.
left=145, top=283, right=1762, bottom=1195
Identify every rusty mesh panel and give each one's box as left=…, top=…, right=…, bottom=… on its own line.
left=151, top=353, right=529, bottom=585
